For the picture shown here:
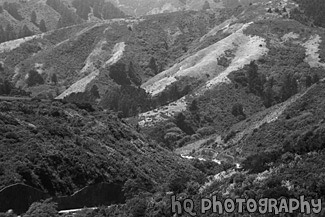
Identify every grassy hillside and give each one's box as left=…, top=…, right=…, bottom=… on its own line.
left=0, top=10, right=228, bottom=118
left=0, top=0, right=126, bottom=44
left=2, top=0, right=325, bottom=215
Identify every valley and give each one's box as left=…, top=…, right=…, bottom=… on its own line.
left=1, top=0, right=325, bottom=216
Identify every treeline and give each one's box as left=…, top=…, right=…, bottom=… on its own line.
left=46, top=0, right=83, bottom=28
left=0, top=24, right=34, bottom=43
left=2, top=2, right=23, bottom=21
left=293, top=0, right=325, bottom=27
left=0, top=3, right=48, bottom=44
left=30, top=11, right=47, bottom=32
left=231, top=61, right=320, bottom=108
left=72, top=0, right=125, bottom=20
left=154, top=76, right=203, bottom=107
left=100, top=85, right=152, bottom=118
left=0, top=2, right=35, bottom=43
left=0, top=79, right=30, bottom=96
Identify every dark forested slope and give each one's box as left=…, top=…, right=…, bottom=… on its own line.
left=0, top=100, right=203, bottom=197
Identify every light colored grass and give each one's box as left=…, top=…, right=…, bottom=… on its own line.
left=302, top=34, right=325, bottom=68
left=56, top=42, right=126, bottom=99
left=139, top=21, right=268, bottom=126
left=0, top=33, right=44, bottom=53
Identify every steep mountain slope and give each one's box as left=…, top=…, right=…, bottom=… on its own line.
left=2, top=0, right=325, bottom=216
left=0, top=99, right=203, bottom=198
left=0, top=10, right=227, bottom=117
left=136, top=0, right=321, bottom=125
left=108, top=0, right=223, bottom=16
left=0, top=0, right=126, bottom=44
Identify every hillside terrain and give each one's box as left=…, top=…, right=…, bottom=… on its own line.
left=1, top=0, right=325, bottom=216
left=0, top=0, right=126, bottom=44
left=0, top=99, right=205, bottom=213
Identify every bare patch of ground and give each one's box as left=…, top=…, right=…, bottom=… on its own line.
left=56, top=42, right=126, bottom=99
left=302, top=34, right=325, bottom=68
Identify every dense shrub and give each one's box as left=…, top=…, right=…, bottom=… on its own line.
left=24, top=200, right=58, bottom=217
left=26, top=70, right=44, bottom=87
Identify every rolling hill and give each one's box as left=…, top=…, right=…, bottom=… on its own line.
left=1, top=0, right=325, bottom=215
left=0, top=0, right=126, bottom=44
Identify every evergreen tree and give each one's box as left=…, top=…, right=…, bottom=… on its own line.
left=231, top=103, right=245, bottom=117
left=39, top=19, right=47, bottom=32
left=127, top=61, right=141, bottom=86
left=5, top=24, right=16, bottom=41
left=19, top=25, right=33, bottom=38
left=26, top=70, right=44, bottom=87
left=90, top=85, right=100, bottom=99
left=3, top=2, right=23, bottom=21
left=312, top=73, right=320, bottom=83
left=51, top=73, right=58, bottom=85
left=0, top=79, right=12, bottom=95
left=0, top=25, right=5, bottom=43
left=31, top=11, right=37, bottom=24
left=72, top=0, right=91, bottom=20
left=148, top=57, right=158, bottom=75
left=189, top=99, right=198, bottom=112
left=263, top=86, right=274, bottom=108
left=280, top=72, right=298, bottom=101
left=305, top=75, right=312, bottom=88
left=202, top=0, right=211, bottom=10
left=174, top=112, right=195, bottom=135
left=246, top=61, right=265, bottom=95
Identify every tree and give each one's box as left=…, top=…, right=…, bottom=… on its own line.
left=0, top=79, right=12, bottom=95
left=189, top=99, right=198, bottom=112
left=127, top=195, right=147, bottom=217
left=263, top=86, right=274, bottom=108
left=280, top=72, right=298, bottom=101
left=5, top=24, right=16, bottom=41
left=31, top=11, right=37, bottom=24
left=246, top=61, right=264, bottom=95
left=274, top=7, right=281, bottom=14
left=231, top=103, right=245, bottom=117
left=90, top=85, right=100, bottom=99
left=305, top=75, right=312, bottom=88
left=93, top=0, right=102, bottom=19
left=3, top=80, right=12, bottom=95
left=51, top=73, right=58, bottom=85
left=39, top=19, right=47, bottom=32
left=24, top=200, right=59, bottom=217
left=148, top=57, right=158, bottom=75
left=128, top=61, right=141, bottom=86
left=26, top=70, right=44, bottom=87
left=72, top=0, right=91, bottom=20
left=19, top=25, right=33, bottom=38
left=3, top=2, right=23, bottom=21
left=174, top=112, right=195, bottom=135
left=202, top=0, right=211, bottom=10
left=0, top=25, right=5, bottom=43
left=312, top=73, right=320, bottom=83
